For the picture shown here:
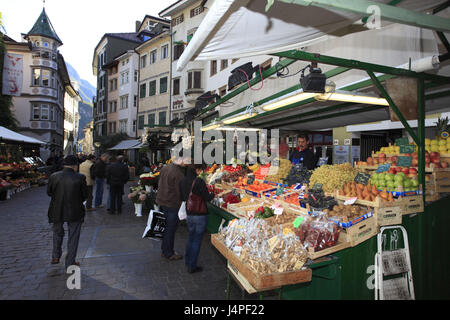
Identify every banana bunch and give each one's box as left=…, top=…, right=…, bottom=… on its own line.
left=248, top=163, right=260, bottom=172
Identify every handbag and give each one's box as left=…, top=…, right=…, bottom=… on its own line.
left=186, top=178, right=207, bottom=214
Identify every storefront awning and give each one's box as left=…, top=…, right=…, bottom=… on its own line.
left=0, top=126, right=46, bottom=145
left=176, top=0, right=447, bottom=72
left=109, top=139, right=143, bottom=150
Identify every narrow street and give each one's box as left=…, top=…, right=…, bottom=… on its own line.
left=0, top=183, right=251, bottom=300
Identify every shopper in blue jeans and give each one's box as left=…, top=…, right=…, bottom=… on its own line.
left=179, top=164, right=214, bottom=273
left=93, top=154, right=108, bottom=208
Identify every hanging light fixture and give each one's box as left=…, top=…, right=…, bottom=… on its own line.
left=201, top=120, right=222, bottom=132
left=261, top=89, right=318, bottom=111
left=222, top=104, right=257, bottom=125
left=315, top=90, right=390, bottom=106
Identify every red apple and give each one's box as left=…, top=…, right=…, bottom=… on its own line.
left=432, top=158, right=441, bottom=164
left=426, top=163, right=430, bottom=168
left=412, top=153, right=418, bottom=160
left=402, top=168, right=410, bottom=175
left=441, top=161, right=449, bottom=168
left=433, top=163, right=442, bottom=169
left=391, top=162, right=397, bottom=166
left=430, top=152, right=440, bottom=160
left=389, top=168, right=397, bottom=174
left=411, top=159, right=418, bottom=167
left=379, top=153, right=386, bottom=158
left=409, top=168, right=418, bottom=174
left=425, top=157, right=430, bottom=164
left=408, top=173, right=417, bottom=178
left=391, top=156, right=398, bottom=163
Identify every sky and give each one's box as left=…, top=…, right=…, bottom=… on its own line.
left=0, top=0, right=174, bottom=87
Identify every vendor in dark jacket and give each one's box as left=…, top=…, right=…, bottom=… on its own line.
left=289, top=133, right=316, bottom=170
left=179, top=164, right=214, bottom=273
left=47, top=155, right=88, bottom=269
left=106, top=155, right=129, bottom=214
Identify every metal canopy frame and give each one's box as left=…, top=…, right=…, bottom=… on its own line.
left=187, top=0, right=450, bottom=203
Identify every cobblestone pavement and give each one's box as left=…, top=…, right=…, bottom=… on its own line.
left=0, top=182, right=278, bottom=300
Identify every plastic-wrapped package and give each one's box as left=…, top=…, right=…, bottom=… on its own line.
left=220, top=218, right=308, bottom=275
left=302, top=218, right=340, bottom=252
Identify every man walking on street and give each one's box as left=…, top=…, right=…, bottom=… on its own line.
left=106, top=155, right=129, bottom=215
left=79, top=154, right=95, bottom=211
left=93, top=153, right=108, bottom=209
left=47, top=155, right=88, bottom=269
left=156, top=156, right=186, bottom=260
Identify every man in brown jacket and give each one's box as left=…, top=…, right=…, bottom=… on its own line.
left=156, top=157, right=186, bottom=260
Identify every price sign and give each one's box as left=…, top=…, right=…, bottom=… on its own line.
left=376, top=163, right=391, bottom=173
left=397, top=156, right=412, bottom=167
left=395, top=137, right=409, bottom=146
left=354, top=172, right=371, bottom=185
left=399, top=145, right=415, bottom=154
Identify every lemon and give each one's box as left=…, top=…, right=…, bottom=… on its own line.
left=431, top=145, right=440, bottom=152
left=431, top=139, right=439, bottom=145
left=439, top=140, right=447, bottom=146
left=425, top=138, right=431, bottom=145
left=439, top=145, right=447, bottom=152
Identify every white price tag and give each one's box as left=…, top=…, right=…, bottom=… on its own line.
left=344, top=197, right=358, bottom=205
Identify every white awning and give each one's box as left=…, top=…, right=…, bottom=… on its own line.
left=0, top=126, right=46, bottom=145
left=176, top=0, right=447, bottom=72
left=109, top=139, right=143, bottom=150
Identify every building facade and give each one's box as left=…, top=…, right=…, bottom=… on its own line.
left=135, top=15, right=171, bottom=139
left=3, top=8, right=78, bottom=161
left=104, top=60, right=119, bottom=135
left=92, top=33, right=142, bottom=142
left=160, top=0, right=208, bottom=123
left=116, top=50, right=139, bottom=138
left=79, top=120, right=94, bottom=155
left=63, top=80, right=81, bottom=155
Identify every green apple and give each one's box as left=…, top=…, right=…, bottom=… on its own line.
left=371, top=173, right=379, bottom=180
left=378, top=173, right=386, bottom=181
left=387, top=181, right=395, bottom=190
left=379, top=180, right=387, bottom=188
left=396, top=172, right=406, bottom=179
left=394, top=180, right=404, bottom=187
left=385, top=173, right=395, bottom=182
left=403, top=179, right=412, bottom=188
left=411, top=179, right=419, bottom=188
left=394, top=174, right=404, bottom=183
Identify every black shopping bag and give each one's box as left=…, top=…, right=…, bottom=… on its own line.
left=142, top=210, right=166, bottom=240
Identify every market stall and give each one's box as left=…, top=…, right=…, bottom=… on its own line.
left=175, top=0, right=450, bottom=299
left=0, top=126, right=48, bottom=200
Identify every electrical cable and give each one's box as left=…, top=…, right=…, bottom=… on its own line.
left=238, top=64, right=264, bottom=91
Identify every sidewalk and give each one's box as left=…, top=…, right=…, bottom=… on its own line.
left=0, top=182, right=274, bottom=300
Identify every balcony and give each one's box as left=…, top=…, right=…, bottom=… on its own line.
left=184, top=88, right=204, bottom=104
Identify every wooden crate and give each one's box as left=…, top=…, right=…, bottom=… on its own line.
left=434, top=171, right=450, bottom=193
left=211, top=234, right=312, bottom=290
left=398, top=195, right=425, bottom=215
left=307, top=231, right=351, bottom=260
left=374, top=206, right=402, bottom=226
left=340, top=216, right=378, bottom=247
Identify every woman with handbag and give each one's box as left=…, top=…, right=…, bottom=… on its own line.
left=179, top=164, right=214, bottom=273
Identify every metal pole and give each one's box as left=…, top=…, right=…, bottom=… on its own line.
left=417, top=79, right=426, bottom=201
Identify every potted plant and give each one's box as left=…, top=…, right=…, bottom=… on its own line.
left=128, top=186, right=147, bottom=217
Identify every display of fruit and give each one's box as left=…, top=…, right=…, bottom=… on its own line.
left=248, top=163, right=260, bottom=173
left=246, top=181, right=275, bottom=193
left=302, top=188, right=338, bottom=211
left=324, top=204, right=371, bottom=222
left=309, top=163, right=358, bottom=194
left=369, top=171, right=419, bottom=194
left=254, top=163, right=271, bottom=180
left=338, top=181, right=387, bottom=202
left=285, top=164, right=312, bottom=186
left=254, top=206, right=275, bottom=219
left=265, top=158, right=292, bottom=184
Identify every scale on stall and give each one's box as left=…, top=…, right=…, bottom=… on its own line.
left=374, top=226, right=415, bottom=300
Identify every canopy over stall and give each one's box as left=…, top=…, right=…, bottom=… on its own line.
left=109, top=139, right=144, bottom=151
left=177, top=0, right=449, bottom=72
left=0, top=126, right=45, bottom=145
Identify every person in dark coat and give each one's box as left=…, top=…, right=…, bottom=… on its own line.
left=47, top=155, right=88, bottom=269
left=289, top=133, right=316, bottom=170
left=179, top=164, right=214, bottom=273
left=106, top=155, right=129, bottom=214
left=93, top=153, right=108, bottom=208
